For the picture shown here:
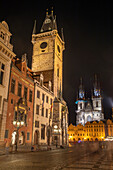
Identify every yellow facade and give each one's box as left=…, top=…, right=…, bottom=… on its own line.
left=68, top=120, right=106, bottom=142
left=106, top=119, right=113, bottom=137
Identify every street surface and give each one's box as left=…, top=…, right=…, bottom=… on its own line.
left=0, top=143, right=113, bottom=170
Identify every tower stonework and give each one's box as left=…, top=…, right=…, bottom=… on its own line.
left=32, top=11, right=65, bottom=98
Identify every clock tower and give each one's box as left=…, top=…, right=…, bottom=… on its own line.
left=31, top=9, right=65, bottom=97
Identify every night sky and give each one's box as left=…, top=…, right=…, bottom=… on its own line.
left=1, top=0, right=113, bottom=125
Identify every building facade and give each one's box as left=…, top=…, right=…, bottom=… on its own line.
left=33, top=76, right=54, bottom=146
left=0, top=21, right=15, bottom=142
left=5, top=54, right=34, bottom=146
left=76, top=76, right=104, bottom=126
left=68, top=120, right=106, bottom=142
left=32, top=9, right=68, bottom=146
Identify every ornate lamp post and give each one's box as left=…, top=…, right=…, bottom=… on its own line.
left=13, top=120, right=24, bottom=151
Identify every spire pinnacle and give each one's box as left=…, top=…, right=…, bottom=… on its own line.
left=80, top=77, right=83, bottom=86
left=61, top=28, right=64, bottom=41
left=46, top=9, right=48, bottom=16
left=32, top=20, right=36, bottom=34
left=51, top=7, right=53, bottom=15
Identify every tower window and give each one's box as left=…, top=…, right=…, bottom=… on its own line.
left=0, top=62, right=5, bottom=85
left=96, top=101, right=98, bottom=107
left=57, top=68, right=59, bottom=77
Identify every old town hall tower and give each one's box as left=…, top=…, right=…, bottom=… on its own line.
left=31, top=9, right=68, bottom=146
left=32, top=9, right=65, bottom=98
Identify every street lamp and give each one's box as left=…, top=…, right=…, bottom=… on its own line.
left=13, top=120, right=24, bottom=151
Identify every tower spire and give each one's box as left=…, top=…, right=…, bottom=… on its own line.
left=61, top=28, right=64, bottom=41
left=78, top=77, right=85, bottom=99
left=32, top=20, right=36, bottom=35
left=46, top=9, right=48, bottom=16
left=51, top=7, right=53, bottom=16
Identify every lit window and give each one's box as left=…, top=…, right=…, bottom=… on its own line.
left=29, top=90, right=32, bottom=102
left=0, top=63, right=5, bottom=85
left=24, top=86, right=27, bottom=100
left=11, top=79, right=15, bottom=94
left=18, top=83, right=22, bottom=97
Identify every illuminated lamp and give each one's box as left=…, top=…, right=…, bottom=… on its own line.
left=13, top=121, right=16, bottom=125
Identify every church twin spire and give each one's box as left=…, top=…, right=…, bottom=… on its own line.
left=77, top=75, right=101, bottom=100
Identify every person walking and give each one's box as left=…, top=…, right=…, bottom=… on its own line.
left=5, top=141, right=9, bottom=155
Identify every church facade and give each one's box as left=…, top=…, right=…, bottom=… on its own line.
left=76, top=76, right=104, bottom=126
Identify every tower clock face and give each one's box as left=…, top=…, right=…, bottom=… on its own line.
left=57, top=45, right=60, bottom=53
left=40, top=42, right=47, bottom=49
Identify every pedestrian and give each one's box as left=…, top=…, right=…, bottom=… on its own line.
left=5, top=141, right=9, bottom=155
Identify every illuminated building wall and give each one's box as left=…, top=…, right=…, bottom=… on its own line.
left=0, top=21, right=15, bottom=142
left=31, top=9, right=68, bottom=146
left=68, top=120, right=107, bottom=142
left=5, top=54, right=34, bottom=145
left=76, top=76, right=104, bottom=126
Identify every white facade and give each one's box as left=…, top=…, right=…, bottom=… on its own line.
left=0, top=21, right=15, bottom=141
left=76, top=77, right=104, bottom=126
left=33, top=78, right=54, bottom=146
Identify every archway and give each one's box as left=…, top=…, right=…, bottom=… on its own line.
left=34, top=130, right=39, bottom=145
left=11, top=131, right=17, bottom=145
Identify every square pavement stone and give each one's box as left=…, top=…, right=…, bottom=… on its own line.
left=63, top=168, right=91, bottom=170
left=67, top=163, right=94, bottom=169
left=99, top=164, right=113, bottom=169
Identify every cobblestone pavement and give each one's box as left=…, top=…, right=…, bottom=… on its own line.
left=0, top=145, right=113, bottom=170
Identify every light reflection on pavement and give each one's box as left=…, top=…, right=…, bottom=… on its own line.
left=0, top=145, right=113, bottom=170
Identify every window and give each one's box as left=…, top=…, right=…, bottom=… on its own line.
left=46, top=109, right=48, bottom=118
left=24, top=86, right=27, bottom=100
left=0, top=32, right=5, bottom=39
left=42, top=93, right=45, bottom=103
left=50, top=98, right=52, bottom=105
left=14, top=111, right=17, bottom=120
left=11, top=79, right=15, bottom=94
left=0, top=96, right=2, bottom=109
left=41, top=124, right=45, bottom=139
left=96, top=101, right=98, bottom=107
left=18, top=83, right=22, bottom=97
left=29, top=90, right=32, bottom=102
left=57, top=68, right=59, bottom=77
left=0, top=63, right=5, bottom=85
left=4, top=130, right=8, bottom=138
left=80, top=103, right=82, bottom=109
left=36, top=105, right=39, bottom=115
left=25, top=114, right=27, bottom=125
left=37, top=90, right=40, bottom=98
left=42, top=108, right=44, bottom=116
left=11, top=99, right=13, bottom=104
left=27, top=132, right=30, bottom=140
left=46, top=96, right=48, bottom=103
left=35, top=121, right=39, bottom=128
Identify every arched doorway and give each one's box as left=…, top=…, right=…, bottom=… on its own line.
left=11, top=131, right=17, bottom=145
left=34, top=130, right=39, bottom=145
